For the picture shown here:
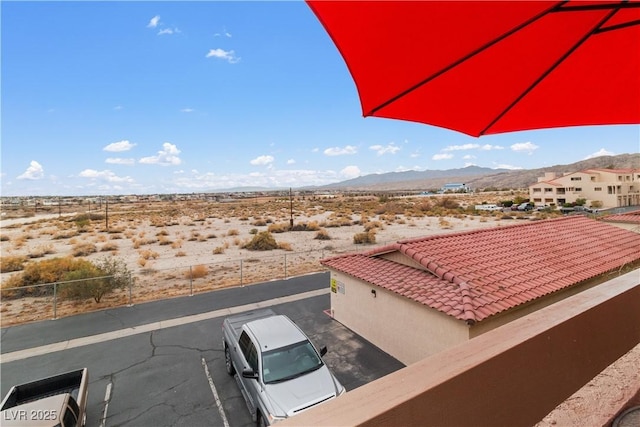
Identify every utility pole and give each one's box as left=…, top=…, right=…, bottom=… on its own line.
left=289, top=188, right=294, bottom=230
left=105, top=197, right=109, bottom=231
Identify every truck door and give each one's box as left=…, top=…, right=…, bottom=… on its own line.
left=238, top=331, right=260, bottom=412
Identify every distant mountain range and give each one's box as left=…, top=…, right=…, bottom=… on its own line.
left=312, top=153, right=639, bottom=191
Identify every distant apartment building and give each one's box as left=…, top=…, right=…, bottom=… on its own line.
left=439, top=183, right=470, bottom=193
left=529, top=168, right=640, bottom=208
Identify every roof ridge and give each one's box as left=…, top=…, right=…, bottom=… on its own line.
left=396, top=216, right=584, bottom=247
left=458, top=282, right=477, bottom=325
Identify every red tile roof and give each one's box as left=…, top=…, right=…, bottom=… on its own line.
left=321, top=216, right=640, bottom=324
left=602, top=210, right=640, bottom=225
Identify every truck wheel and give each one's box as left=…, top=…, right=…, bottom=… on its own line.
left=225, top=345, right=235, bottom=375
left=257, top=411, right=267, bottom=427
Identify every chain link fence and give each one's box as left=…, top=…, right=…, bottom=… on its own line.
left=0, top=244, right=378, bottom=325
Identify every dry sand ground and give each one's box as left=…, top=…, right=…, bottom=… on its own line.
left=1, top=196, right=525, bottom=326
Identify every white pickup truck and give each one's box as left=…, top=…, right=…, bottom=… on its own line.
left=222, top=308, right=344, bottom=426
left=0, top=368, right=89, bottom=427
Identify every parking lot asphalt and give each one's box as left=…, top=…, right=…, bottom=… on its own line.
left=0, top=273, right=405, bottom=426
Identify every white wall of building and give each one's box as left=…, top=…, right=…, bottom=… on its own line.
left=329, top=272, right=470, bottom=365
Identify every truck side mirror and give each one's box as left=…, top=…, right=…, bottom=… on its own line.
left=320, top=346, right=327, bottom=357
left=242, top=369, right=259, bottom=380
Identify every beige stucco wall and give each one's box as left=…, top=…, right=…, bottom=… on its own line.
left=329, top=271, right=470, bottom=365
left=529, top=170, right=640, bottom=208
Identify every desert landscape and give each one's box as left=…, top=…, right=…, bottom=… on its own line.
left=0, top=192, right=543, bottom=326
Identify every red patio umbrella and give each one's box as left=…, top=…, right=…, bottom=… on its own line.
left=306, top=1, right=640, bottom=137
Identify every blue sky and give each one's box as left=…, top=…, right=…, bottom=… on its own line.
left=2, top=1, right=638, bottom=197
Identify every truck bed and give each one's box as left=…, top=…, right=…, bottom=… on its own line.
left=0, top=369, right=86, bottom=410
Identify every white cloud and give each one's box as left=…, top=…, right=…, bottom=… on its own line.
left=584, top=148, right=615, bottom=159
left=105, top=157, right=135, bottom=165
left=17, top=161, right=44, bottom=180
left=443, top=143, right=480, bottom=152
left=181, top=108, right=195, bottom=113
left=214, top=28, right=233, bottom=38
left=139, top=142, right=182, bottom=166
left=250, top=155, right=274, bottom=166
left=104, top=140, right=136, bottom=152
left=511, top=141, right=539, bottom=154
left=113, top=105, right=123, bottom=111
left=463, top=154, right=476, bottom=160
left=287, top=159, right=296, bottom=165
left=432, top=153, right=454, bottom=160
left=158, top=28, right=180, bottom=36
left=78, top=169, right=134, bottom=183
left=324, top=145, right=357, bottom=156
left=463, top=162, right=477, bottom=167
left=147, top=15, right=161, bottom=28
left=312, top=148, right=319, bottom=153
left=479, top=144, right=505, bottom=151
left=410, top=151, right=420, bottom=158
left=340, top=165, right=361, bottom=179
left=206, top=48, right=240, bottom=64
left=494, top=163, right=524, bottom=170
left=369, top=143, right=400, bottom=156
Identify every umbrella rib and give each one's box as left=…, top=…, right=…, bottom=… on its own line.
left=595, top=19, right=640, bottom=34
left=479, top=2, right=626, bottom=136
left=367, top=1, right=566, bottom=117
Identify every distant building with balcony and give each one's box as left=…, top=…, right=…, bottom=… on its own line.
left=529, top=168, right=640, bottom=208
left=439, top=183, right=470, bottom=193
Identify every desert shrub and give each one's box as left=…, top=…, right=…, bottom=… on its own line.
left=437, top=198, right=460, bottom=210
left=0, top=234, right=9, bottom=242
left=158, top=236, right=173, bottom=245
left=171, top=240, right=183, bottom=249
left=243, top=231, right=279, bottom=251
left=175, top=251, right=187, bottom=257
left=227, top=229, right=239, bottom=236
left=353, top=230, right=376, bottom=244
left=249, top=228, right=258, bottom=235
left=213, top=246, right=225, bottom=254
left=100, top=242, right=119, bottom=252
left=28, top=244, right=55, bottom=258
left=1, top=255, right=27, bottom=273
left=252, top=219, right=267, bottom=226
left=438, top=218, right=452, bottom=228
left=267, top=223, right=290, bottom=233
left=72, top=242, right=97, bottom=257
left=363, top=220, right=383, bottom=232
left=314, top=229, right=331, bottom=240
left=185, top=264, right=208, bottom=279
left=278, top=242, right=293, bottom=251
left=59, top=256, right=131, bottom=303
left=138, top=249, right=159, bottom=260
left=2, top=257, right=95, bottom=298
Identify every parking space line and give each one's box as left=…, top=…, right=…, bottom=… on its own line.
left=1, top=288, right=328, bottom=363
left=100, top=382, right=112, bottom=427
left=201, top=357, right=230, bottom=427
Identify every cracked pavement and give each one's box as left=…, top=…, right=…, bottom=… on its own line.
left=0, top=273, right=404, bottom=426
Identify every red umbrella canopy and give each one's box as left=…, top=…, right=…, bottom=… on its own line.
left=307, top=1, right=640, bottom=137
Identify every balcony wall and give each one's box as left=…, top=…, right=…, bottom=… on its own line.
left=286, top=270, right=640, bottom=427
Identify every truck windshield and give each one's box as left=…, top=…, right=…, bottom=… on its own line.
left=262, top=341, right=323, bottom=384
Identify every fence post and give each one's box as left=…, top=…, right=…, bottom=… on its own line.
left=284, top=253, right=287, bottom=279
left=189, top=266, right=194, bottom=296
left=128, top=273, right=133, bottom=306
left=53, top=282, right=57, bottom=320
left=240, top=259, right=244, bottom=286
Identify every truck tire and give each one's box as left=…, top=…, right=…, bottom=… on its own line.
left=225, top=345, right=236, bottom=375
left=257, top=411, right=267, bottom=427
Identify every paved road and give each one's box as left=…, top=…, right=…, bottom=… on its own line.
left=1, top=273, right=404, bottom=426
